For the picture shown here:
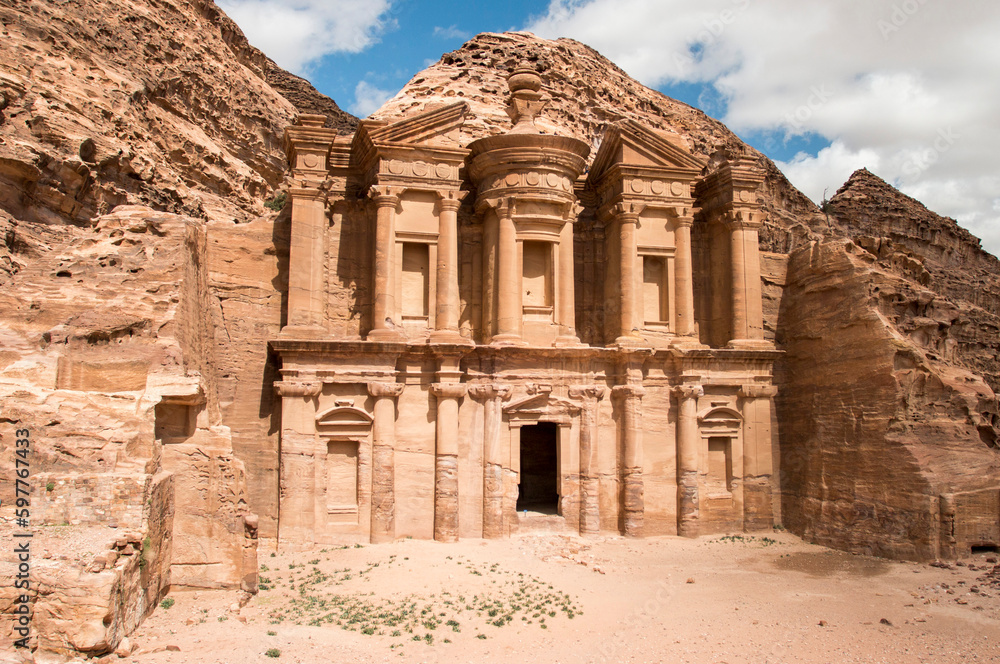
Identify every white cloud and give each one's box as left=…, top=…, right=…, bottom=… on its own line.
left=351, top=80, right=394, bottom=117
left=433, top=25, right=470, bottom=40
left=776, top=141, right=881, bottom=205
left=527, top=0, right=1000, bottom=255
left=217, top=0, right=392, bottom=74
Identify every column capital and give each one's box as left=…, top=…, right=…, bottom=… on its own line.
left=435, top=189, right=468, bottom=212
left=673, top=384, right=705, bottom=400
left=431, top=383, right=468, bottom=399
left=468, top=383, right=513, bottom=402
left=369, top=185, right=404, bottom=208
left=613, top=200, right=645, bottom=223
left=612, top=384, right=646, bottom=400
left=368, top=381, right=404, bottom=398
left=668, top=205, right=698, bottom=227
left=287, top=186, right=328, bottom=203
left=569, top=385, right=607, bottom=401
left=739, top=384, right=778, bottom=399
left=273, top=380, right=322, bottom=398
left=723, top=208, right=765, bottom=231
left=477, top=195, right=515, bottom=218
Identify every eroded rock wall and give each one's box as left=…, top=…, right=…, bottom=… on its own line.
left=0, top=206, right=256, bottom=654
left=777, top=239, right=1000, bottom=560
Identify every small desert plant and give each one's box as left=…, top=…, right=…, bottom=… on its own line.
left=264, top=191, right=287, bottom=211
left=265, top=648, right=281, bottom=658
left=160, top=598, right=174, bottom=610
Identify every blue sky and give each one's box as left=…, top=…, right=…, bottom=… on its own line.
left=218, top=0, right=1000, bottom=255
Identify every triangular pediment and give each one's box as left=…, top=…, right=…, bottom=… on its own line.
left=589, top=119, right=705, bottom=184
left=365, top=101, right=468, bottom=147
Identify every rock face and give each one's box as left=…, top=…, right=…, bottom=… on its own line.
left=775, top=170, right=1000, bottom=559
left=0, top=0, right=355, bottom=231
left=0, top=0, right=338, bottom=652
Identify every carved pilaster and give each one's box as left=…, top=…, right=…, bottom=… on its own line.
left=738, top=383, right=777, bottom=530
left=614, top=203, right=643, bottom=345
left=670, top=207, right=697, bottom=340
left=570, top=385, right=607, bottom=536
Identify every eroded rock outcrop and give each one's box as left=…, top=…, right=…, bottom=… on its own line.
left=0, top=0, right=355, bottom=231
left=777, top=239, right=999, bottom=560
left=0, top=206, right=257, bottom=653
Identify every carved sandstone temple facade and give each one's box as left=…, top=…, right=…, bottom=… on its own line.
left=270, top=68, right=780, bottom=544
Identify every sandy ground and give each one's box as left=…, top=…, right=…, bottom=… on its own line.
left=124, top=531, right=1000, bottom=664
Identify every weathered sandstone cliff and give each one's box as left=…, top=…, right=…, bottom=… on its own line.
left=0, top=0, right=347, bottom=653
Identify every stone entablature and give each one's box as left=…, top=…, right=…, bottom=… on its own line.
left=271, top=66, right=779, bottom=545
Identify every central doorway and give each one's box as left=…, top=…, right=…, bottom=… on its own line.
left=517, top=422, right=559, bottom=514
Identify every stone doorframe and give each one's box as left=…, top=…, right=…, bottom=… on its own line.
left=503, top=385, right=586, bottom=531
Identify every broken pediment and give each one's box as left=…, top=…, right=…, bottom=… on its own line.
left=359, top=102, right=469, bottom=148
left=352, top=102, right=471, bottom=189
left=504, top=392, right=581, bottom=423
left=589, top=119, right=706, bottom=183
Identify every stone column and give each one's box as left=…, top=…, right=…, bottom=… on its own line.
left=431, top=191, right=467, bottom=343
left=367, top=381, right=404, bottom=543
left=555, top=217, right=579, bottom=345
left=615, top=205, right=641, bottom=345
left=727, top=214, right=764, bottom=345
left=274, top=380, right=322, bottom=543
left=570, top=385, right=606, bottom=536
left=369, top=187, right=401, bottom=340
left=673, top=212, right=697, bottom=339
left=285, top=189, right=328, bottom=336
left=470, top=383, right=512, bottom=538
left=738, top=384, right=778, bottom=530
left=494, top=204, right=521, bottom=344
left=675, top=383, right=703, bottom=538
left=613, top=384, right=646, bottom=536
left=431, top=383, right=467, bottom=542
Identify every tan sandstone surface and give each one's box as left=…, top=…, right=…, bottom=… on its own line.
left=129, top=533, right=1000, bottom=664
left=0, top=4, right=997, bottom=660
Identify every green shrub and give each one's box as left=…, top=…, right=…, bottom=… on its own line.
left=160, top=597, right=174, bottom=610
left=265, top=648, right=281, bottom=658
left=264, top=191, right=287, bottom=212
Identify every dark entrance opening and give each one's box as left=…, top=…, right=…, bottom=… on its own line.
left=517, top=422, right=559, bottom=514
left=972, top=544, right=1000, bottom=554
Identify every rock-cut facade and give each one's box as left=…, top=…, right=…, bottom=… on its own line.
left=271, top=68, right=779, bottom=544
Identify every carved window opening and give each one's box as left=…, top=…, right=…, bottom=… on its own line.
left=154, top=401, right=197, bottom=441
left=325, top=441, right=359, bottom=516
left=516, top=422, right=559, bottom=514
left=400, top=242, right=430, bottom=319
left=316, top=405, right=372, bottom=522
left=522, top=240, right=553, bottom=314
left=642, top=255, right=668, bottom=325
left=707, top=436, right=733, bottom=495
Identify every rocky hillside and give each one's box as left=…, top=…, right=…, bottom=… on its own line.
left=826, top=169, right=1000, bottom=394
left=0, top=0, right=355, bottom=240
